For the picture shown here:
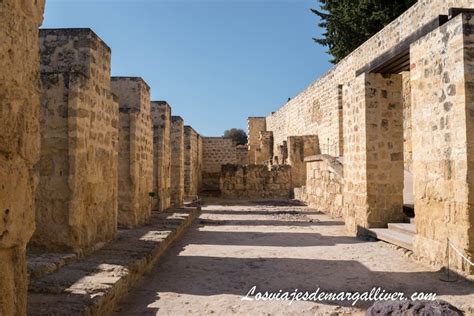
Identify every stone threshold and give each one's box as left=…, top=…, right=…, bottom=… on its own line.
left=27, top=207, right=201, bottom=316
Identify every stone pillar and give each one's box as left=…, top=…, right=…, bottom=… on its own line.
left=411, top=13, right=474, bottom=274
left=343, top=72, right=404, bottom=235
left=248, top=117, right=266, bottom=164
left=288, top=135, right=320, bottom=187
left=0, top=1, right=45, bottom=314
left=151, top=101, right=171, bottom=211
left=34, top=29, right=119, bottom=252
left=184, top=126, right=200, bottom=200
left=255, top=131, right=273, bottom=164
left=171, top=116, right=184, bottom=207
left=111, top=77, right=153, bottom=227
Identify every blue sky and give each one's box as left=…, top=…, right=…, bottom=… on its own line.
left=43, top=0, right=332, bottom=136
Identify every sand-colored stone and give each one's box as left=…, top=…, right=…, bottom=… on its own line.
left=0, top=1, right=45, bottom=314
left=184, top=126, right=202, bottom=199
left=411, top=13, right=474, bottom=275
left=151, top=101, right=172, bottom=211
left=287, top=135, right=320, bottom=188
left=111, top=77, right=154, bottom=227
left=171, top=116, right=184, bottom=207
left=34, top=29, right=119, bottom=252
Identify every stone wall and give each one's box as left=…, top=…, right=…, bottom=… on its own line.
left=343, top=73, right=404, bottom=235
left=34, top=29, right=119, bottom=252
left=236, top=145, right=249, bottom=165
left=247, top=117, right=266, bottom=164
left=402, top=71, right=413, bottom=173
left=170, top=116, right=184, bottom=207
left=111, top=77, right=153, bottom=227
left=265, top=0, right=474, bottom=159
left=184, top=126, right=201, bottom=199
left=411, top=13, right=474, bottom=274
left=202, top=137, right=237, bottom=193
left=220, top=165, right=292, bottom=199
left=151, top=101, right=172, bottom=211
left=287, top=135, right=320, bottom=188
left=0, top=1, right=45, bottom=314
left=295, top=155, right=343, bottom=217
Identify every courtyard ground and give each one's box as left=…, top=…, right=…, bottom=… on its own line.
left=114, top=199, right=474, bottom=315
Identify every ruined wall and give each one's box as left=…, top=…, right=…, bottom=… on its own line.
left=151, top=101, right=171, bottom=211
left=266, top=0, right=474, bottom=158
left=170, top=116, right=184, bottom=207
left=34, top=29, right=119, bottom=252
left=295, top=155, right=344, bottom=217
left=248, top=117, right=266, bottom=164
left=411, top=13, right=474, bottom=274
left=343, top=73, right=404, bottom=235
left=236, top=145, right=249, bottom=165
left=255, top=131, right=274, bottom=165
left=202, top=137, right=237, bottom=193
left=0, top=1, right=45, bottom=314
left=184, top=126, right=200, bottom=199
left=287, top=135, right=320, bottom=188
left=111, top=77, right=153, bottom=227
left=220, top=165, right=292, bottom=199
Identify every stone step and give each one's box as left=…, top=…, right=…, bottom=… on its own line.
left=410, top=217, right=415, bottom=224
left=369, top=228, right=414, bottom=251
left=387, top=223, right=416, bottom=236
left=27, top=208, right=201, bottom=316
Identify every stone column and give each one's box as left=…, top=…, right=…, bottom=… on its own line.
left=34, top=29, right=119, bottom=252
left=0, top=1, right=44, bottom=314
left=343, top=72, right=404, bottom=235
left=411, top=13, right=474, bottom=274
left=151, top=101, right=172, bottom=211
left=171, top=116, right=185, bottom=207
left=111, top=77, right=153, bottom=227
left=287, top=135, right=320, bottom=187
left=184, top=126, right=199, bottom=199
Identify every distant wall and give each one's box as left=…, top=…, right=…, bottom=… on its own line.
left=220, top=165, right=293, bottom=199
left=201, top=137, right=237, bottom=192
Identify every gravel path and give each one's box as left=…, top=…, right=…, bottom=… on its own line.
left=114, top=200, right=474, bottom=315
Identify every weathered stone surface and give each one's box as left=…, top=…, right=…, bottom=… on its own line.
left=0, top=1, right=45, bottom=314
left=295, top=155, right=343, bottom=217
left=247, top=117, right=266, bottom=164
left=171, top=116, right=184, bottom=207
left=151, top=101, right=172, bottom=211
left=220, top=164, right=293, bottom=199
left=343, top=73, right=405, bottom=235
left=411, top=13, right=474, bottom=275
left=28, top=208, right=200, bottom=316
left=111, top=77, right=154, bottom=228
left=202, top=137, right=238, bottom=193
left=34, top=29, right=119, bottom=253
left=288, top=135, right=320, bottom=188
left=184, top=126, right=202, bottom=199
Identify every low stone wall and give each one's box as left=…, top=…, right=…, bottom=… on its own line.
left=220, top=164, right=292, bottom=199
left=295, top=155, right=343, bottom=218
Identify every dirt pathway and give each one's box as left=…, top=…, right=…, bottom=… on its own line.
left=114, top=200, right=474, bottom=315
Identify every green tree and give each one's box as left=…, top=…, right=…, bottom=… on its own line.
left=224, top=128, right=248, bottom=145
left=313, top=0, right=416, bottom=64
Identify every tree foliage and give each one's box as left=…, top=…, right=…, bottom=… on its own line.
left=312, top=0, right=417, bottom=64
left=224, top=128, right=248, bottom=145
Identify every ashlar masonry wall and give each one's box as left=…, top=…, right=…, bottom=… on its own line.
left=34, top=29, right=119, bottom=252
left=184, top=126, right=201, bottom=199
left=111, top=77, right=153, bottom=227
left=170, top=116, right=184, bottom=207
left=411, top=13, right=474, bottom=275
left=0, top=1, right=45, bottom=314
left=201, top=137, right=237, bottom=193
left=151, top=101, right=171, bottom=211
left=265, top=0, right=474, bottom=159
left=220, top=165, right=293, bottom=199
